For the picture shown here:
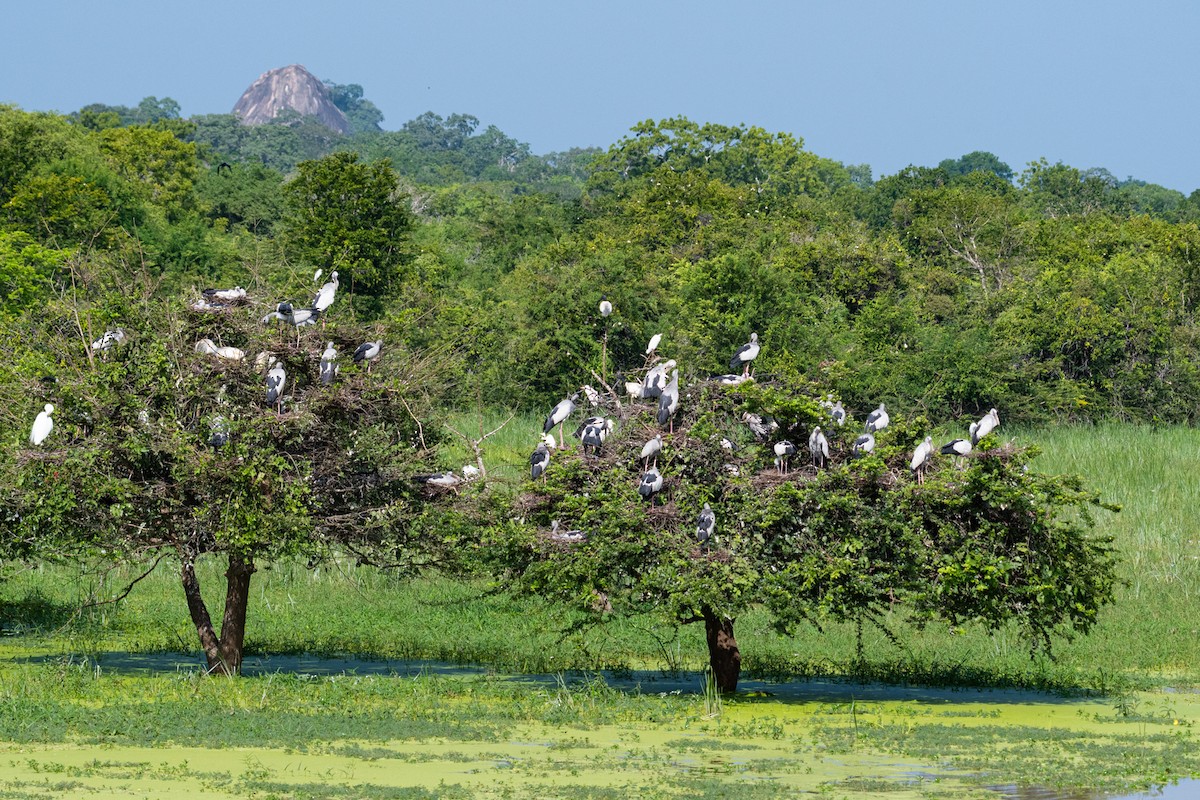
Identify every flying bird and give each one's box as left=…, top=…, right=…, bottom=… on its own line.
left=30, top=404, right=54, bottom=446
left=530, top=442, right=551, bottom=481
left=353, top=340, right=383, bottom=373
left=730, top=332, right=760, bottom=377
left=865, top=403, right=890, bottom=433
left=809, top=426, right=829, bottom=469
left=320, top=342, right=338, bottom=385
left=696, top=503, right=715, bottom=547
left=910, top=436, right=934, bottom=483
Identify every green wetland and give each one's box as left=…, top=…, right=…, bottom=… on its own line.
left=1, top=424, right=1199, bottom=799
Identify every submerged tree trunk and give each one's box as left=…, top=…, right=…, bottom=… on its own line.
left=702, top=607, right=742, bottom=693
left=180, top=549, right=257, bottom=676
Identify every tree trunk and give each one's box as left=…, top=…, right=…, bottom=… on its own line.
left=702, top=608, right=741, bottom=693
left=179, top=549, right=257, bottom=676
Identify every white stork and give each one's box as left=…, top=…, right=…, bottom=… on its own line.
left=544, top=392, right=579, bottom=448
left=265, top=358, right=287, bottom=411
left=809, top=427, right=830, bottom=469
left=30, top=404, right=54, bottom=446
left=730, top=332, right=760, bottom=378
left=657, top=369, right=680, bottom=432
left=638, top=467, right=664, bottom=501
left=851, top=432, right=875, bottom=457
left=865, top=403, right=890, bottom=433
left=353, top=340, right=382, bottom=373
left=646, top=333, right=662, bottom=356
left=581, top=417, right=614, bottom=455
left=531, top=442, right=551, bottom=482
left=696, top=503, right=715, bottom=547
left=972, top=408, right=1000, bottom=445
left=413, top=471, right=463, bottom=494
left=830, top=401, right=847, bottom=427
left=640, top=433, right=663, bottom=468
left=910, top=436, right=934, bottom=484
left=195, top=338, right=246, bottom=362
left=320, top=342, right=338, bottom=385
left=774, top=440, right=797, bottom=474
left=643, top=359, right=676, bottom=399
left=90, top=328, right=126, bottom=355
left=313, top=271, right=339, bottom=313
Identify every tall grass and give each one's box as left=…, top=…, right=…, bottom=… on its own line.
left=1, top=424, right=1198, bottom=691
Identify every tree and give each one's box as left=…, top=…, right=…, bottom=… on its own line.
left=323, top=81, right=385, bottom=135
left=281, top=151, right=414, bottom=296
left=937, top=151, right=1014, bottom=182
left=490, top=381, right=1118, bottom=692
left=0, top=272, right=460, bottom=674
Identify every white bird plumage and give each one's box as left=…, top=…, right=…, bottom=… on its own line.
left=320, top=341, right=338, bottom=385
left=646, top=333, right=662, bottom=355
left=353, top=340, right=383, bottom=372
left=972, top=408, right=1000, bottom=445
left=696, top=502, right=715, bottom=547
left=265, top=358, right=287, bottom=409
left=313, top=271, right=339, bottom=312
left=656, top=369, right=680, bottom=431
left=30, top=403, right=54, bottom=446
left=640, top=433, right=663, bottom=468
left=809, top=426, right=829, bottom=469
left=730, top=332, right=760, bottom=377
left=911, top=436, right=934, bottom=483
left=865, top=403, right=890, bottom=433
left=773, top=439, right=797, bottom=474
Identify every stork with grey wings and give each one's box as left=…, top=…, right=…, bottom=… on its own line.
left=971, top=408, right=1000, bottom=445
left=530, top=442, right=551, bottom=482
left=656, top=369, right=680, bottom=432
left=353, top=340, right=382, bottom=373
left=865, top=403, right=889, bottom=433
left=544, top=392, right=579, bottom=449
left=696, top=503, right=715, bottom=548
left=730, top=332, right=760, bottom=378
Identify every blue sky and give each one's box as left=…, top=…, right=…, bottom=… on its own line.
left=6, top=1, right=1199, bottom=192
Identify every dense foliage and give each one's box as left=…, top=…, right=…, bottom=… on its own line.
left=0, top=91, right=1167, bottom=680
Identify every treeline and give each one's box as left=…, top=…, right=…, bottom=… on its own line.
left=5, top=101, right=1200, bottom=423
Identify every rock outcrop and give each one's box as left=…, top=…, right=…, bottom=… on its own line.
left=232, top=64, right=349, bottom=134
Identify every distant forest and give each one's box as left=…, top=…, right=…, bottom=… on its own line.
left=6, top=81, right=1200, bottom=423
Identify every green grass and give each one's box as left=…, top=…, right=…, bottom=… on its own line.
left=2, top=424, right=1198, bottom=692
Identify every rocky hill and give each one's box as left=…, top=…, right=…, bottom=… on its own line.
left=232, top=64, right=349, bottom=135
